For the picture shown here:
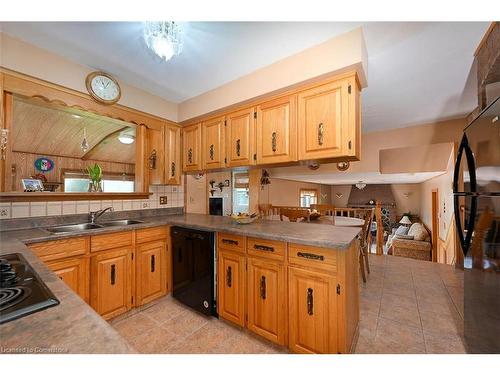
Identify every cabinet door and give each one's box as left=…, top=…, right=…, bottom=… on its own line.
left=298, top=79, right=348, bottom=161
left=47, top=257, right=89, bottom=303
left=165, top=124, right=181, bottom=184
left=218, top=249, right=246, bottom=327
left=136, top=240, right=168, bottom=306
left=226, top=108, right=255, bottom=167
left=147, top=127, right=165, bottom=184
left=256, top=95, right=297, bottom=165
left=182, top=123, right=202, bottom=171
left=90, top=247, right=133, bottom=320
left=288, top=267, right=338, bottom=354
left=247, top=257, right=287, bottom=345
left=202, top=116, right=226, bottom=169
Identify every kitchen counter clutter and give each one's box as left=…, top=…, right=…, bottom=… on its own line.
left=0, top=212, right=361, bottom=354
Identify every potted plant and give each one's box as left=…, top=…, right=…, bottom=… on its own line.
left=87, top=163, right=103, bottom=192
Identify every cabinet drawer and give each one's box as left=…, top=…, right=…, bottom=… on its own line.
left=288, top=243, right=337, bottom=272
left=136, top=226, right=169, bottom=244
left=29, top=236, right=89, bottom=262
left=247, top=237, right=286, bottom=261
left=218, top=233, right=246, bottom=254
left=91, top=231, right=133, bottom=253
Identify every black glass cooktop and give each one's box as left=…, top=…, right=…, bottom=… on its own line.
left=0, top=253, right=59, bottom=324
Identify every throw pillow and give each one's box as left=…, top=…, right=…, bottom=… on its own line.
left=396, top=234, right=415, bottom=240
left=395, top=225, right=409, bottom=236
left=408, top=223, right=428, bottom=241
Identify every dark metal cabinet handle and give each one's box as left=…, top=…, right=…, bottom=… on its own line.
left=297, top=252, right=324, bottom=261
left=236, top=139, right=241, bottom=156
left=254, top=244, right=274, bottom=252
left=110, top=264, right=116, bottom=285
left=209, top=144, right=214, bottom=160
left=222, top=239, right=239, bottom=246
left=187, top=148, right=193, bottom=164
left=271, top=132, right=277, bottom=152
left=150, top=254, right=155, bottom=273
left=260, top=276, right=266, bottom=300
left=149, top=149, right=157, bottom=170
left=226, top=266, right=232, bottom=288
left=318, top=123, right=324, bottom=146
left=171, top=162, right=176, bottom=177
left=307, top=288, right=314, bottom=315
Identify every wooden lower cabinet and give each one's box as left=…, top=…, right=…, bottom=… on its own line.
left=217, top=249, right=246, bottom=327
left=247, top=257, right=287, bottom=345
left=90, top=246, right=133, bottom=320
left=136, top=239, right=168, bottom=306
left=46, top=257, right=89, bottom=303
left=288, top=266, right=338, bottom=354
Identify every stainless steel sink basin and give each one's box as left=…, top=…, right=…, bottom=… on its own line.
left=100, top=219, right=144, bottom=226
left=46, top=223, right=103, bottom=233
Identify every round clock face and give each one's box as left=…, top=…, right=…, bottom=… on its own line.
left=86, top=72, right=121, bottom=104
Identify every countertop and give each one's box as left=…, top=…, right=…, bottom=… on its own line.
left=0, top=213, right=360, bottom=353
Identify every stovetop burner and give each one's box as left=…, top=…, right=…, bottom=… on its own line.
left=0, top=286, right=31, bottom=311
left=0, top=253, right=59, bottom=324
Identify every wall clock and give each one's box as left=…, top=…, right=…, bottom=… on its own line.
left=85, top=71, right=121, bottom=105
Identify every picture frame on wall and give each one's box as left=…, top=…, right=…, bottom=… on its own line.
left=22, top=178, right=44, bottom=192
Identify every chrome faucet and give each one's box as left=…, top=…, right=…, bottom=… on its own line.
left=89, top=207, right=114, bottom=224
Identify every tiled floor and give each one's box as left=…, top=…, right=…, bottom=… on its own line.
left=110, top=254, right=465, bottom=354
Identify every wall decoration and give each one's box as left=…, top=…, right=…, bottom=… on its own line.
left=335, top=192, right=343, bottom=199
left=224, top=179, right=230, bottom=187
left=34, top=157, right=54, bottom=172
left=22, top=178, right=44, bottom=192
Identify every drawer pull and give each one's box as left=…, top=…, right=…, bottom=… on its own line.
left=254, top=244, right=274, bottom=252
left=260, top=275, right=266, bottom=300
left=151, top=254, right=156, bottom=273
left=110, top=264, right=116, bottom=285
left=226, top=266, right=232, bottom=288
left=297, top=252, right=324, bottom=261
left=222, top=238, right=239, bottom=246
left=307, top=288, right=314, bottom=315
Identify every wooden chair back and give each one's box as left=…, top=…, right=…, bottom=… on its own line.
left=258, top=204, right=273, bottom=218
left=279, top=208, right=311, bottom=222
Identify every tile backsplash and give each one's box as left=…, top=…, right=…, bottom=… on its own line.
left=0, top=185, right=184, bottom=220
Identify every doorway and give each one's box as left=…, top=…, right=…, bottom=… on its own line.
left=431, top=190, right=439, bottom=262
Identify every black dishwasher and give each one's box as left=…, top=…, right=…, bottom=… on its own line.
left=171, top=226, right=217, bottom=316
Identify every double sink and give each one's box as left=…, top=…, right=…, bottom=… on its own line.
left=46, top=219, right=144, bottom=233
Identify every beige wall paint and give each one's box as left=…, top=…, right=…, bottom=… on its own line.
left=391, top=184, right=421, bottom=216
left=178, top=28, right=368, bottom=121
left=185, top=174, right=207, bottom=214
left=259, top=178, right=330, bottom=207
left=0, top=33, right=178, bottom=121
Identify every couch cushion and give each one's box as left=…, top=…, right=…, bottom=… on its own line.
left=408, top=223, right=428, bottom=241
left=395, top=225, right=409, bottom=236
left=396, top=234, right=415, bottom=240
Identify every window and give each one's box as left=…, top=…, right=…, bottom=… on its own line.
left=299, top=189, right=318, bottom=208
left=62, top=170, right=135, bottom=193
left=232, top=172, right=250, bottom=214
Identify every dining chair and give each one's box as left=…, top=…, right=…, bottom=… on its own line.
left=279, top=208, right=311, bottom=222
left=258, top=204, right=274, bottom=219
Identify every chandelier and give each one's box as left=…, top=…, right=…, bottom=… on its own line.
left=143, top=21, right=184, bottom=62
left=355, top=181, right=367, bottom=190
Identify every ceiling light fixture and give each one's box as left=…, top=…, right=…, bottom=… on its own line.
left=118, top=134, right=135, bottom=145
left=143, top=21, right=183, bottom=62
left=355, top=181, right=366, bottom=190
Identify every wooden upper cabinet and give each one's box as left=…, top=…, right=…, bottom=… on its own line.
left=164, top=124, right=181, bottom=184
left=182, top=123, right=202, bottom=171
left=256, top=95, right=297, bottom=165
left=202, top=116, right=226, bottom=170
left=288, top=267, right=338, bottom=354
left=226, top=108, right=256, bottom=167
left=90, top=246, right=133, bottom=320
left=298, top=77, right=350, bottom=161
left=147, top=127, right=165, bottom=185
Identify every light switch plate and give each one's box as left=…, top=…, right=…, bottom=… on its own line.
left=159, top=196, right=168, bottom=205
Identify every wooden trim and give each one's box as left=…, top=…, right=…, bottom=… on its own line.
left=0, top=192, right=151, bottom=202
left=474, top=22, right=497, bottom=56
left=81, top=126, right=130, bottom=160
left=375, top=201, right=383, bottom=255
left=431, top=189, right=439, bottom=262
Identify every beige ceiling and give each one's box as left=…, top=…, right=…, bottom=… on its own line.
left=12, top=96, right=136, bottom=164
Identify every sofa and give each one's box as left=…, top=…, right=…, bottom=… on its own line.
left=389, top=222, right=432, bottom=261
